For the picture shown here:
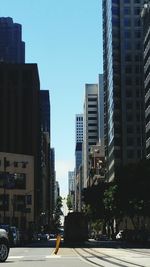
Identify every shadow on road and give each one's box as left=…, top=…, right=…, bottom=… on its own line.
left=22, top=238, right=150, bottom=250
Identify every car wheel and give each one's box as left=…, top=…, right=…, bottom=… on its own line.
left=0, top=242, right=9, bottom=262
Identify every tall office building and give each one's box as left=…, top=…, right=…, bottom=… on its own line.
left=68, top=171, right=75, bottom=195
left=141, top=2, right=150, bottom=159
left=75, top=114, right=83, bottom=143
left=40, top=90, right=51, bottom=223
left=0, top=63, right=41, bottom=224
left=103, top=0, right=145, bottom=181
left=40, top=90, right=51, bottom=137
left=75, top=114, right=83, bottom=172
left=50, top=148, right=56, bottom=215
left=83, top=84, right=99, bottom=187
left=75, top=114, right=83, bottom=210
left=0, top=17, right=25, bottom=63
left=98, top=74, right=104, bottom=150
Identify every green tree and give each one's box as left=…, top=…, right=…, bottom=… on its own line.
left=116, top=159, right=150, bottom=230
left=53, top=196, right=63, bottom=232
left=66, top=195, right=73, bottom=211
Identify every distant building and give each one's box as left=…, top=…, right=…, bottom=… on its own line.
left=68, top=171, right=75, bottom=210
left=68, top=171, right=75, bottom=194
left=0, top=17, right=25, bottom=63
left=75, top=114, right=83, bottom=172
left=75, top=114, right=83, bottom=143
left=83, top=84, right=99, bottom=187
left=55, top=181, right=60, bottom=204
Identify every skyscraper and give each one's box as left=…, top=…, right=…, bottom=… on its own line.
left=83, top=84, right=99, bottom=187
left=40, top=90, right=51, bottom=137
left=0, top=63, right=41, bottom=224
left=98, top=74, right=104, bottom=150
left=103, top=0, right=145, bottom=181
left=0, top=17, right=25, bottom=63
left=75, top=114, right=83, bottom=172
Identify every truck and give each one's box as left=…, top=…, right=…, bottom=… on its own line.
left=64, top=212, right=88, bottom=244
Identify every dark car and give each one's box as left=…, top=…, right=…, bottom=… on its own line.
left=0, top=228, right=10, bottom=262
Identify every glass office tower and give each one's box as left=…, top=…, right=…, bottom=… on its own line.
left=0, top=17, right=25, bottom=63
left=103, top=0, right=145, bottom=181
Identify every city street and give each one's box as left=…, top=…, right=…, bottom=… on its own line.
left=2, top=239, right=150, bottom=267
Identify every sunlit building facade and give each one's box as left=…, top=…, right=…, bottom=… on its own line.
left=103, top=0, right=145, bottom=181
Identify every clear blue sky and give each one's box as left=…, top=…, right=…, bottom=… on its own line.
left=1, top=0, right=103, bottom=196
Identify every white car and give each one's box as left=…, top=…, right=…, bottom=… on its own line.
left=116, top=230, right=124, bottom=240
left=0, top=229, right=10, bottom=262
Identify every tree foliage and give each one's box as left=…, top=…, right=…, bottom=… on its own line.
left=66, top=195, right=73, bottom=211
left=82, top=160, right=150, bottom=231
left=52, top=196, right=63, bottom=232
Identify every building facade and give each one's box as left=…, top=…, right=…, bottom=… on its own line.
left=40, top=90, right=51, bottom=225
left=50, top=148, right=56, bottom=216
left=0, top=63, right=41, bottom=226
left=98, top=74, right=104, bottom=150
left=141, top=2, right=150, bottom=159
left=83, top=84, right=99, bottom=187
left=0, top=17, right=25, bottom=63
left=75, top=114, right=83, bottom=172
left=0, top=152, right=34, bottom=230
left=103, top=0, right=145, bottom=181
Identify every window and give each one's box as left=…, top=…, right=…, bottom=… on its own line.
left=14, top=173, right=26, bottom=189
left=124, top=31, right=131, bottom=38
left=134, top=7, right=141, bottom=16
left=26, top=195, right=32, bottom=205
left=134, top=31, right=141, bottom=38
left=127, top=150, right=134, bottom=158
left=124, top=18, right=131, bottom=27
left=0, top=194, right=9, bottom=211
left=15, top=195, right=25, bottom=211
left=88, top=111, right=97, bottom=114
left=14, top=162, right=18, bottom=167
left=134, top=18, right=141, bottom=27
left=112, top=6, right=119, bottom=16
left=124, top=7, right=130, bottom=15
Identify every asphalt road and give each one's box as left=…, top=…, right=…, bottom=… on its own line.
left=2, top=239, right=150, bottom=267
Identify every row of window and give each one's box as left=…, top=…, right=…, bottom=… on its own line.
left=112, top=18, right=141, bottom=27
left=0, top=194, right=32, bottom=211
left=0, top=172, right=26, bottom=189
left=112, top=0, right=142, bottom=5
left=76, top=117, right=83, bottom=121
left=112, top=6, right=141, bottom=16
left=0, top=160, right=27, bottom=168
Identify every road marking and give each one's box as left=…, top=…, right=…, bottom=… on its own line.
left=8, top=256, right=24, bottom=259
left=46, top=255, right=61, bottom=258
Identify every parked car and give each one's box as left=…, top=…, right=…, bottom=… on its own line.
left=10, top=226, right=20, bottom=246
left=95, top=234, right=109, bottom=241
left=0, top=228, right=10, bottom=262
left=116, top=230, right=124, bottom=240
left=0, top=225, right=14, bottom=246
left=116, top=229, right=149, bottom=242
